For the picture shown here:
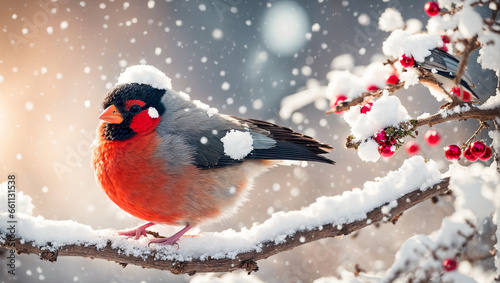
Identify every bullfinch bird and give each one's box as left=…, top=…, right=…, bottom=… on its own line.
left=417, top=48, right=478, bottom=101
left=92, top=65, right=334, bottom=246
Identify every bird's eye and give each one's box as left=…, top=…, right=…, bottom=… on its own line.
left=129, top=104, right=142, bottom=114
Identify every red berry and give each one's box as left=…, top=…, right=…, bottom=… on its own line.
left=374, top=130, right=388, bottom=144
left=330, top=95, right=348, bottom=113
left=424, top=130, right=441, bottom=146
left=386, top=74, right=399, bottom=85
left=470, top=141, right=486, bottom=157
left=367, top=85, right=379, bottom=91
left=400, top=54, right=415, bottom=68
left=441, top=35, right=450, bottom=44
left=445, top=144, right=461, bottom=160
left=389, top=138, right=397, bottom=145
left=442, top=258, right=457, bottom=272
left=450, top=87, right=461, bottom=97
left=479, top=146, right=492, bottom=161
left=451, top=87, right=472, bottom=101
left=378, top=143, right=395, bottom=157
left=405, top=141, right=420, bottom=155
left=462, top=90, right=471, bottom=101
left=425, top=2, right=441, bottom=17
left=360, top=102, right=373, bottom=114
left=464, top=147, right=478, bottom=161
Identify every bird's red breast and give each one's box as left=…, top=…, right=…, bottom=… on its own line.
left=92, top=123, right=194, bottom=224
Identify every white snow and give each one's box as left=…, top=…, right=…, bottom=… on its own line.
left=0, top=156, right=442, bottom=261
left=399, top=68, right=420, bottom=89
left=221, top=130, right=254, bottom=160
left=457, top=7, right=483, bottom=39
left=382, top=29, right=442, bottom=62
left=426, top=14, right=458, bottom=35
left=116, top=65, right=172, bottom=90
left=478, top=92, right=500, bottom=110
left=280, top=82, right=327, bottom=119
left=192, top=100, right=219, bottom=117
left=478, top=31, right=500, bottom=73
left=326, top=62, right=392, bottom=100
left=331, top=54, right=355, bottom=70
left=326, top=70, right=365, bottom=100
left=446, top=163, right=497, bottom=228
left=343, top=93, right=410, bottom=141
left=148, top=107, right=159, bottom=118
left=357, top=139, right=380, bottom=163
left=405, top=18, right=423, bottom=34
left=191, top=272, right=265, bottom=283
left=378, top=8, right=404, bottom=32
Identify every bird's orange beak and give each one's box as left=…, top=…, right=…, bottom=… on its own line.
left=99, top=105, right=123, bottom=124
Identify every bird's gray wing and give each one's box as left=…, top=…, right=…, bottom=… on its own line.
left=156, top=90, right=334, bottom=169
left=178, top=114, right=335, bottom=169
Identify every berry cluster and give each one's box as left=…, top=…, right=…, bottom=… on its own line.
left=374, top=129, right=397, bottom=157
left=445, top=141, right=492, bottom=161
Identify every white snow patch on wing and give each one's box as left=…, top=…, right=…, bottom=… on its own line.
left=117, top=65, right=172, bottom=90
left=221, top=130, right=254, bottom=160
left=178, top=91, right=191, bottom=101
left=148, top=107, right=159, bottom=118
left=193, top=100, right=219, bottom=117
left=379, top=8, right=404, bottom=32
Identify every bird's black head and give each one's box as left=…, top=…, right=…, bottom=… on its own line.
left=100, top=83, right=166, bottom=141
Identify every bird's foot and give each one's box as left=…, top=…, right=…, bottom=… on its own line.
left=147, top=225, right=192, bottom=247
left=116, top=222, right=155, bottom=240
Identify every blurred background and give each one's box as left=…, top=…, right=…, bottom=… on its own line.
left=0, top=0, right=496, bottom=282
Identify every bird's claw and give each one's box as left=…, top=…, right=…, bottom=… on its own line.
left=115, top=222, right=155, bottom=240
left=147, top=237, right=180, bottom=249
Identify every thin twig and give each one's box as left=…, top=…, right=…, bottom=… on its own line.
left=462, top=122, right=490, bottom=149
left=326, top=82, right=405, bottom=114
left=454, top=36, right=480, bottom=85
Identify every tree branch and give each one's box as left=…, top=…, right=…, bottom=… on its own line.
left=0, top=178, right=450, bottom=275
left=414, top=106, right=499, bottom=128
left=346, top=105, right=500, bottom=149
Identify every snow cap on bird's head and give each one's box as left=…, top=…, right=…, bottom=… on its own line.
left=117, top=65, right=172, bottom=90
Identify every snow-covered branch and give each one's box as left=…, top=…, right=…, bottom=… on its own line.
left=0, top=158, right=449, bottom=275
left=344, top=104, right=500, bottom=150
